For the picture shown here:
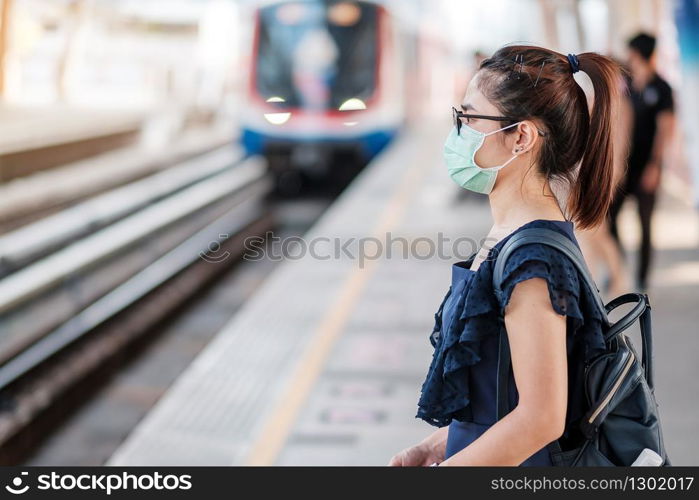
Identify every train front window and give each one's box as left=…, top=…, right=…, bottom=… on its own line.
left=255, top=1, right=378, bottom=111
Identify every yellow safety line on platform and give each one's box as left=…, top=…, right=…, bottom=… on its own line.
left=243, top=139, right=431, bottom=465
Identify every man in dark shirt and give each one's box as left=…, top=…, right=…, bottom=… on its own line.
left=609, top=32, right=676, bottom=292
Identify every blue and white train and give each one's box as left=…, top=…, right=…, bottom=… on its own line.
left=240, top=0, right=407, bottom=192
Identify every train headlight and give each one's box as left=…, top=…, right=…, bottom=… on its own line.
left=264, top=112, right=292, bottom=125
left=339, top=98, right=366, bottom=126
left=264, top=96, right=292, bottom=125
left=338, top=98, right=366, bottom=111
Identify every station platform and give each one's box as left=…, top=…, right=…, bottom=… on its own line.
left=0, top=105, right=145, bottom=182
left=106, top=121, right=699, bottom=466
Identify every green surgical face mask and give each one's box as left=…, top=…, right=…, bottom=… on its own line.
left=443, top=121, right=522, bottom=194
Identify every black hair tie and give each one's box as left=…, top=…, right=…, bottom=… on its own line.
left=567, top=53, right=580, bottom=74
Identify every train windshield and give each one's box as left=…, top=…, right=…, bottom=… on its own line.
left=255, top=1, right=378, bottom=110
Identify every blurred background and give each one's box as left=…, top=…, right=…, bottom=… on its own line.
left=0, top=0, right=697, bottom=466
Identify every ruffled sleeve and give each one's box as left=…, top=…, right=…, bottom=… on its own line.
left=496, top=243, right=584, bottom=322
left=495, top=241, right=609, bottom=362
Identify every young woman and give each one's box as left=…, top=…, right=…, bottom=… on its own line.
left=388, top=45, right=624, bottom=466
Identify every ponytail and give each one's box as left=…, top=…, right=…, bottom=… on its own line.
left=568, top=52, right=624, bottom=229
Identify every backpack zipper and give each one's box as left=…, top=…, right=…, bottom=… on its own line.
left=587, top=349, right=636, bottom=424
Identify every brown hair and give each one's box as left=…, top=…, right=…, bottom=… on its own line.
left=477, top=45, right=627, bottom=229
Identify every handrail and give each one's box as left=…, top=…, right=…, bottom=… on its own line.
left=0, top=157, right=265, bottom=315
left=0, top=146, right=242, bottom=275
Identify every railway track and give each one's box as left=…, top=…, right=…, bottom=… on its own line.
left=0, top=126, right=237, bottom=234
left=0, top=149, right=275, bottom=464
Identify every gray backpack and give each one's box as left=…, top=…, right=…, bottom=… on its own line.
left=492, top=227, right=671, bottom=466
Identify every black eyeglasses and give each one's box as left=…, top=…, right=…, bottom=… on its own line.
left=451, top=106, right=546, bottom=137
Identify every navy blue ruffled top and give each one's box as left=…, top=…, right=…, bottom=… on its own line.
left=415, top=219, right=609, bottom=465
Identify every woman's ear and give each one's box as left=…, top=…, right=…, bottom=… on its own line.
left=513, top=121, right=540, bottom=154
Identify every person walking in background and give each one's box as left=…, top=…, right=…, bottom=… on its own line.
left=608, top=33, right=676, bottom=293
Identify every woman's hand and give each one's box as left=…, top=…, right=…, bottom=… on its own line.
left=388, top=441, right=444, bottom=466
left=388, top=428, right=448, bottom=466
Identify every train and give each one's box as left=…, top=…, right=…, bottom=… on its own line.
left=239, top=0, right=407, bottom=194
